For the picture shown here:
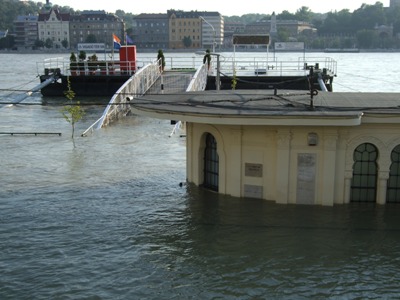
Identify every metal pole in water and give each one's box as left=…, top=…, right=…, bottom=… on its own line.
left=161, top=73, right=164, bottom=94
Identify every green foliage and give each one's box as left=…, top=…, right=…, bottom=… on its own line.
left=78, top=51, right=86, bottom=61
left=182, top=36, right=192, bottom=48
left=70, top=52, right=77, bottom=62
left=115, top=10, right=136, bottom=32
left=85, top=33, right=97, bottom=43
left=387, top=6, right=400, bottom=33
left=90, top=54, right=98, bottom=61
left=0, top=35, right=13, bottom=49
left=64, top=78, right=76, bottom=101
left=1, top=1, right=399, bottom=50
left=157, top=49, right=165, bottom=67
left=34, top=39, right=44, bottom=48
left=44, top=38, right=53, bottom=49
left=279, top=10, right=296, bottom=20
left=0, top=0, right=76, bottom=35
left=231, top=70, right=237, bottom=90
left=70, top=52, right=77, bottom=71
left=356, top=29, right=379, bottom=48
left=0, top=0, right=40, bottom=30
left=295, top=6, right=313, bottom=22
left=61, top=39, right=68, bottom=49
left=352, top=2, right=386, bottom=31
left=203, top=49, right=211, bottom=68
left=62, top=77, right=85, bottom=139
left=224, top=13, right=267, bottom=23
left=277, top=28, right=291, bottom=42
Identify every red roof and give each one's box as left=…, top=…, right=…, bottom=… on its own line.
left=38, top=8, right=70, bottom=22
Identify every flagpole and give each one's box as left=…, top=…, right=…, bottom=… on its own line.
left=111, top=34, right=114, bottom=61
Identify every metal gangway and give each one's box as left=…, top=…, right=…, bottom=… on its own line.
left=0, top=76, right=56, bottom=109
left=81, top=59, right=208, bottom=136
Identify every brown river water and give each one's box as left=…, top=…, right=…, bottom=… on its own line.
left=1, top=52, right=400, bottom=299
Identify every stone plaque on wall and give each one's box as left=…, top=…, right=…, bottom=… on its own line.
left=245, top=163, right=263, bottom=177
left=296, top=153, right=316, bottom=205
left=244, top=184, right=263, bottom=199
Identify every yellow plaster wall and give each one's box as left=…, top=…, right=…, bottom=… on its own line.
left=187, top=122, right=400, bottom=206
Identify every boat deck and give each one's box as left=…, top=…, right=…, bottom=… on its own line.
left=146, top=71, right=195, bottom=95
left=38, top=54, right=337, bottom=96
left=133, top=90, right=400, bottom=126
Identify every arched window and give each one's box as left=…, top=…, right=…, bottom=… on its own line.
left=203, top=133, right=219, bottom=191
left=351, top=143, right=378, bottom=202
left=387, top=145, right=400, bottom=203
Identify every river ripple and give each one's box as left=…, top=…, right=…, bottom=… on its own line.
left=1, top=52, right=400, bottom=299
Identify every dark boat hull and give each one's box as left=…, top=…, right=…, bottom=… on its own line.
left=206, top=75, right=333, bottom=92
left=40, top=74, right=132, bottom=97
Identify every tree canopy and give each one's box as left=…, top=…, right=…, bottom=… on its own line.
left=1, top=1, right=399, bottom=50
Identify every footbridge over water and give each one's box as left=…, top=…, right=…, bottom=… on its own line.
left=82, top=60, right=208, bottom=136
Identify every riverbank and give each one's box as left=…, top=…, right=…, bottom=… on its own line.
left=1, top=48, right=400, bottom=55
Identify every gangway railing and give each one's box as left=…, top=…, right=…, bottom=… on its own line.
left=186, top=64, right=208, bottom=92
left=217, top=56, right=337, bottom=77
left=82, top=60, right=208, bottom=136
left=169, top=63, right=208, bottom=137
left=37, top=58, right=155, bottom=77
left=81, top=60, right=161, bottom=136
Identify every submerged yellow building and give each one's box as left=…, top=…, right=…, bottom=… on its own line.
left=133, top=90, right=400, bottom=206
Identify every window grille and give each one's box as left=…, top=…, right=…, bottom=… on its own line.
left=203, top=133, right=219, bottom=191
left=351, top=143, right=378, bottom=202
left=387, top=145, right=400, bottom=203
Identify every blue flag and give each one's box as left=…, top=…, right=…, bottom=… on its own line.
left=126, top=34, right=134, bottom=45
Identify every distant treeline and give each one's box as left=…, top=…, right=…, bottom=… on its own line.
left=1, top=0, right=400, bottom=49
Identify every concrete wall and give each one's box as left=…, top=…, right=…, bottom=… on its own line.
left=186, top=122, right=400, bottom=206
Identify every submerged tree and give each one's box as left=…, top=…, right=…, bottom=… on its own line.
left=62, top=77, right=85, bottom=140
left=182, top=36, right=192, bottom=48
left=231, top=70, right=237, bottom=90
left=157, top=49, right=165, bottom=71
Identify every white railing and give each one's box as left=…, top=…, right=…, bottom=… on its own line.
left=37, top=56, right=336, bottom=79
left=81, top=60, right=160, bottom=136
left=37, top=58, right=155, bottom=77
left=37, top=57, right=66, bottom=75
left=169, top=63, right=208, bottom=138
left=217, top=56, right=337, bottom=77
left=97, top=60, right=160, bottom=128
left=186, top=64, right=208, bottom=92
left=77, top=55, right=336, bottom=136
left=166, top=56, right=199, bottom=70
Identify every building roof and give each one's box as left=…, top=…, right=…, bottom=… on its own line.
left=70, top=11, right=121, bottom=22
left=38, top=8, right=70, bottom=21
left=135, top=13, right=168, bottom=19
left=81, top=10, right=106, bottom=14
left=132, top=90, right=400, bottom=126
left=167, top=10, right=221, bottom=18
left=15, top=15, right=38, bottom=22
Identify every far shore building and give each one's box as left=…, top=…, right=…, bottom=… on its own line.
left=168, top=10, right=203, bottom=50
left=38, top=8, right=70, bottom=49
left=199, top=12, right=224, bottom=51
left=37, top=5, right=124, bottom=50
left=132, top=13, right=169, bottom=50
left=223, top=21, right=245, bottom=48
left=69, top=10, right=124, bottom=50
left=245, top=18, right=317, bottom=42
left=133, top=10, right=224, bottom=50
left=390, top=0, right=400, bottom=7
left=14, top=15, right=38, bottom=50
left=132, top=90, right=400, bottom=206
